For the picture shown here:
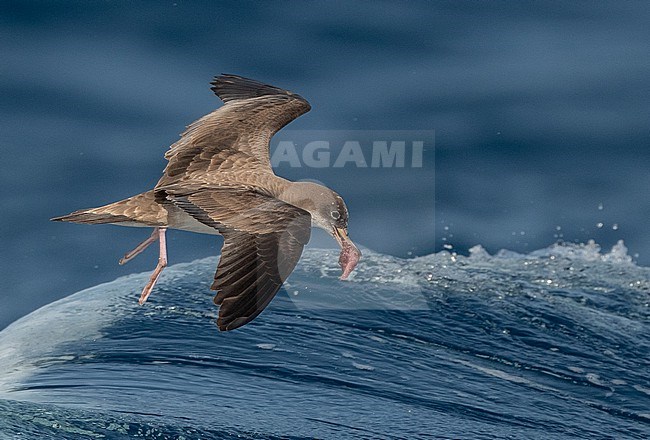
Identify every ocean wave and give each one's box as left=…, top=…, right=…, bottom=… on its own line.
left=0, top=242, right=648, bottom=439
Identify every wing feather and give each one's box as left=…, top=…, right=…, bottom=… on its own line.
left=166, top=186, right=311, bottom=331
left=156, top=75, right=310, bottom=192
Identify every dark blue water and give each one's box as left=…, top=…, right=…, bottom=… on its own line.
left=2, top=2, right=650, bottom=438
left=2, top=0, right=650, bottom=330
left=1, top=245, right=649, bottom=439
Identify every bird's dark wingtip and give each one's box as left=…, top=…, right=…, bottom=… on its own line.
left=216, top=315, right=250, bottom=332
left=210, top=73, right=305, bottom=104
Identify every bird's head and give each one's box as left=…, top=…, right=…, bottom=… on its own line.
left=280, top=181, right=361, bottom=278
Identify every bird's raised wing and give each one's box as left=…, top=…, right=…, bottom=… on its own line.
left=155, top=74, right=311, bottom=191
left=166, top=186, right=311, bottom=331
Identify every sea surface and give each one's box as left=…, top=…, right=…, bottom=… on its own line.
left=2, top=2, right=650, bottom=438
left=2, top=1, right=650, bottom=330
left=1, top=243, right=648, bottom=439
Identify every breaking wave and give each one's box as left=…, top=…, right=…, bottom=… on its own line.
left=0, top=242, right=648, bottom=439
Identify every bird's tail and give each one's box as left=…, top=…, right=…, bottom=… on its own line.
left=51, top=209, right=128, bottom=225
left=51, top=191, right=162, bottom=225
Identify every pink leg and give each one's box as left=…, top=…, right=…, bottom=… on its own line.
left=138, top=227, right=168, bottom=305
left=119, top=228, right=159, bottom=265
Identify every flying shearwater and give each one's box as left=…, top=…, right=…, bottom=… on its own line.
left=53, top=74, right=361, bottom=331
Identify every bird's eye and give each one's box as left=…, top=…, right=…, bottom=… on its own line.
left=330, top=211, right=340, bottom=220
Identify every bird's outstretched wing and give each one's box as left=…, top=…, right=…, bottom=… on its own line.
left=167, top=186, right=311, bottom=331
left=156, top=74, right=311, bottom=192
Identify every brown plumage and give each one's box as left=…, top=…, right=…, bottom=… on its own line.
left=52, top=74, right=361, bottom=331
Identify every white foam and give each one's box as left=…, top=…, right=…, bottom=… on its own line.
left=0, top=242, right=646, bottom=394
left=352, top=362, right=375, bottom=371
